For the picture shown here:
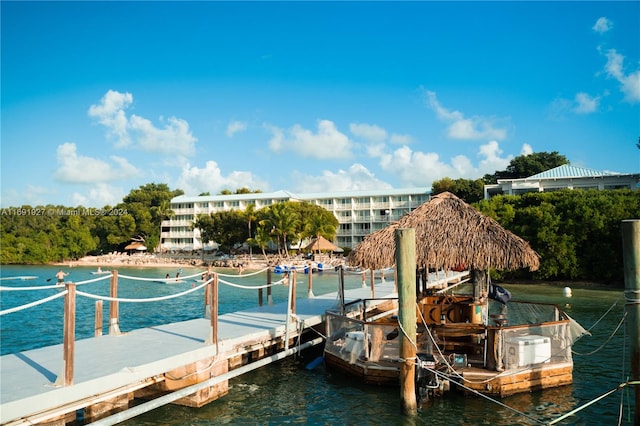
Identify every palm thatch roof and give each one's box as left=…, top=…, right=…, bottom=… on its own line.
left=124, top=241, right=147, bottom=251
left=305, top=236, right=341, bottom=252
left=347, top=192, right=540, bottom=272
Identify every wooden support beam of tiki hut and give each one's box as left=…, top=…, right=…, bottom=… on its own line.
left=347, top=191, right=540, bottom=273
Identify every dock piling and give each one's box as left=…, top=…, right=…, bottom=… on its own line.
left=395, top=228, right=417, bottom=415
left=621, top=219, right=640, bottom=425
left=95, top=300, right=103, bottom=337
left=109, top=270, right=120, bottom=335
left=61, top=282, right=76, bottom=386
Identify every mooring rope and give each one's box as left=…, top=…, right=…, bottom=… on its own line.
left=624, top=289, right=640, bottom=305
left=425, top=366, right=547, bottom=425
left=547, top=380, right=640, bottom=425
left=572, top=311, right=627, bottom=356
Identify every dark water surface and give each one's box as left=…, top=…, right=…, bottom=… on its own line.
left=0, top=265, right=635, bottom=424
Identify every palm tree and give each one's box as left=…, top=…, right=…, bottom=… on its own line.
left=262, top=202, right=300, bottom=259
left=252, top=224, right=272, bottom=262
left=244, top=203, right=257, bottom=261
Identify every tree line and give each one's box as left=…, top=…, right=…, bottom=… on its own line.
left=476, top=189, right=639, bottom=284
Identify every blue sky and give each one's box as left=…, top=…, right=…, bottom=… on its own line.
left=2, top=1, right=639, bottom=208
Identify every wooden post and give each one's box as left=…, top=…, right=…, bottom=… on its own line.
left=370, top=269, right=375, bottom=299
left=307, top=264, right=314, bottom=298
left=94, top=300, right=103, bottom=337
left=339, top=265, right=345, bottom=316
left=208, top=273, right=219, bottom=350
left=395, top=228, right=417, bottom=415
left=621, top=219, right=640, bottom=425
left=291, top=270, right=297, bottom=316
left=267, top=267, right=274, bottom=305
left=258, top=287, right=263, bottom=306
left=394, top=267, right=398, bottom=293
left=109, top=270, right=120, bottom=335
left=204, top=277, right=211, bottom=318
left=63, top=282, right=76, bottom=386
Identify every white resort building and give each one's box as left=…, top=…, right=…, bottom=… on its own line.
left=161, top=188, right=431, bottom=251
left=483, top=164, right=640, bottom=200
left=162, top=165, right=639, bottom=252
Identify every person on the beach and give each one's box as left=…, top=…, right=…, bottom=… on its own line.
left=56, top=269, right=68, bottom=285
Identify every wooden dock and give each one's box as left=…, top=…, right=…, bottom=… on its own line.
left=1, top=273, right=397, bottom=425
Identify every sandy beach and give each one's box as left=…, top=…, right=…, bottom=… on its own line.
left=60, top=252, right=344, bottom=271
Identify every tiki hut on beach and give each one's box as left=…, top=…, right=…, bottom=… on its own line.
left=304, top=235, right=342, bottom=253
left=347, top=191, right=540, bottom=272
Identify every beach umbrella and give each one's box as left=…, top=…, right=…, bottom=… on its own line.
left=347, top=192, right=540, bottom=272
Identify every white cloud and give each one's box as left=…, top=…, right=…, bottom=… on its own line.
left=521, top=143, right=533, bottom=156
left=71, top=183, right=126, bottom=207
left=176, top=160, right=268, bottom=196
left=0, top=185, right=51, bottom=208
left=89, top=90, right=198, bottom=154
left=54, top=142, right=140, bottom=183
left=266, top=119, right=353, bottom=159
left=549, top=92, right=602, bottom=118
left=349, top=123, right=388, bottom=142
left=603, top=49, right=640, bottom=103
left=226, top=120, right=248, bottom=137
left=129, top=115, right=197, bottom=156
left=378, top=141, right=514, bottom=187
left=88, top=90, right=133, bottom=147
left=477, top=141, right=512, bottom=174
left=573, top=92, right=599, bottom=114
left=389, top=133, right=413, bottom=145
left=290, top=164, right=393, bottom=193
left=424, top=90, right=507, bottom=140
left=592, top=17, right=612, bottom=34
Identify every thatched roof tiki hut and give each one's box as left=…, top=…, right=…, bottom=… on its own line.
left=304, top=236, right=341, bottom=253
left=347, top=192, right=540, bottom=298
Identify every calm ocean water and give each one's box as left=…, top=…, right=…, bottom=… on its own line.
left=0, top=265, right=635, bottom=425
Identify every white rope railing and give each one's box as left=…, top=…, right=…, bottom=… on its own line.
left=76, top=279, right=213, bottom=303
left=0, top=290, right=68, bottom=316
left=0, top=267, right=286, bottom=316
left=1, top=284, right=64, bottom=291
left=218, top=276, right=286, bottom=290
left=0, top=274, right=112, bottom=291
left=118, top=271, right=202, bottom=281
left=216, top=267, right=269, bottom=278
